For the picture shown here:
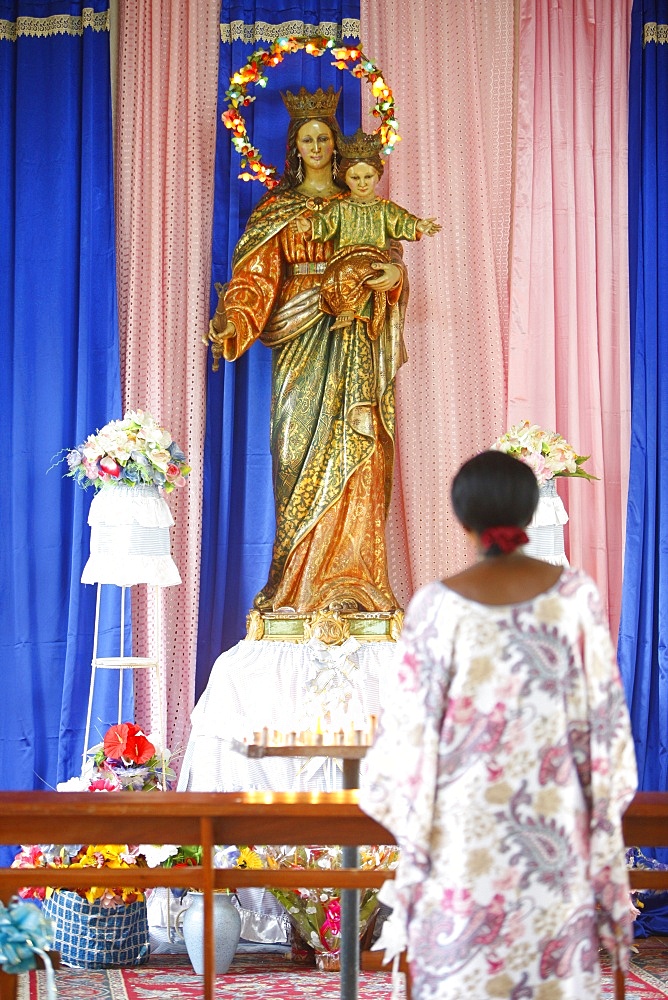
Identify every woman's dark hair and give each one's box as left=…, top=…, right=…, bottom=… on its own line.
left=272, top=115, right=347, bottom=194
left=451, top=450, right=539, bottom=533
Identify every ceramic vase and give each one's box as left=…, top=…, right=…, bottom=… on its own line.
left=177, top=892, right=241, bottom=975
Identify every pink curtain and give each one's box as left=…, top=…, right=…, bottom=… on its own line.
left=509, top=0, right=631, bottom=637
left=114, top=0, right=220, bottom=757
left=360, top=1, right=515, bottom=603
left=362, top=0, right=631, bottom=638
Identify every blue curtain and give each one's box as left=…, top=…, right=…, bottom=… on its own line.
left=196, top=1, right=361, bottom=697
left=618, top=0, right=668, bottom=927
left=0, top=0, right=130, bottom=854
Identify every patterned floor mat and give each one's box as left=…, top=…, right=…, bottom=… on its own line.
left=18, top=939, right=668, bottom=1000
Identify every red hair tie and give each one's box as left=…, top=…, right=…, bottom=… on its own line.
left=480, top=526, right=529, bottom=554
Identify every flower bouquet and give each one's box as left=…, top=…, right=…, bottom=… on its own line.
left=64, top=409, right=190, bottom=493
left=491, top=419, right=597, bottom=487
left=11, top=722, right=175, bottom=968
left=12, top=723, right=175, bottom=905
left=261, top=844, right=399, bottom=971
left=79, top=721, right=176, bottom=794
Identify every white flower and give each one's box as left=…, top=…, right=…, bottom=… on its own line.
left=147, top=448, right=171, bottom=472
left=56, top=776, right=88, bottom=792
left=138, top=844, right=179, bottom=868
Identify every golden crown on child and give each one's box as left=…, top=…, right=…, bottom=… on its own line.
left=338, top=127, right=383, bottom=161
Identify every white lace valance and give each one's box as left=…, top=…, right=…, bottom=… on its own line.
left=81, top=484, right=181, bottom=586
left=219, top=19, right=360, bottom=44
left=87, top=484, right=175, bottom=529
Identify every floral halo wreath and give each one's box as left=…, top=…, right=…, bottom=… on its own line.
left=222, top=35, right=401, bottom=190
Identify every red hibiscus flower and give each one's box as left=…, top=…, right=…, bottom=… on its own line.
left=103, top=723, right=130, bottom=759
left=103, top=722, right=155, bottom=765
left=123, top=728, right=155, bottom=765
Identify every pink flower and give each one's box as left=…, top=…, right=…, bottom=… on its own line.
left=99, top=456, right=121, bottom=477
left=18, top=885, right=46, bottom=900
left=319, top=897, right=342, bottom=949
left=88, top=777, right=117, bottom=792
left=11, top=845, right=44, bottom=868
left=323, top=897, right=341, bottom=933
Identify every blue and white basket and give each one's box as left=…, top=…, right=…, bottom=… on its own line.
left=42, top=891, right=150, bottom=969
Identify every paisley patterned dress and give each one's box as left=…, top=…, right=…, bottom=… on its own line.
left=359, top=568, right=637, bottom=1000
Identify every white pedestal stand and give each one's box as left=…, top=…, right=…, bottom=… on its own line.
left=525, top=477, right=570, bottom=566
left=80, top=484, right=181, bottom=771
left=82, top=583, right=167, bottom=772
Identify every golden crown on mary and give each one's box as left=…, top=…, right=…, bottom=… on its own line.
left=281, top=86, right=341, bottom=120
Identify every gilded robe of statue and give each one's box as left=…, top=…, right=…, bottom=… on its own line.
left=218, top=189, right=407, bottom=613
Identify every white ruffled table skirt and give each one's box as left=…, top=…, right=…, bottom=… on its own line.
left=178, top=637, right=394, bottom=792
left=176, top=636, right=398, bottom=946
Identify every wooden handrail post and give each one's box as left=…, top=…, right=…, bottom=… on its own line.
left=201, top=815, right=215, bottom=1000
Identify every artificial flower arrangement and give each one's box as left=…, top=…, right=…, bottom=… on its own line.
left=64, top=409, right=190, bottom=493
left=151, top=843, right=260, bottom=900
left=491, top=419, right=598, bottom=487
left=260, top=844, right=399, bottom=966
left=11, top=722, right=176, bottom=908
left=626, top=846, right=666, bottom=921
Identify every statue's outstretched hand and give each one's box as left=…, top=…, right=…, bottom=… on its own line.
left=364, top=261, right=402, bottom=291
left=417, top=217, right=441, bottom=236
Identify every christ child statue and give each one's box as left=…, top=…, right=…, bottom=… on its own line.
left=296, top=128, right=440, bottom=336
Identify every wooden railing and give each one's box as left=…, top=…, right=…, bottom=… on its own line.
left=0, top=790, right=667, bottom=1000
left=0, top=790, right=396, bottom=1000
left=616, top=792, right=668, bottom=1000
